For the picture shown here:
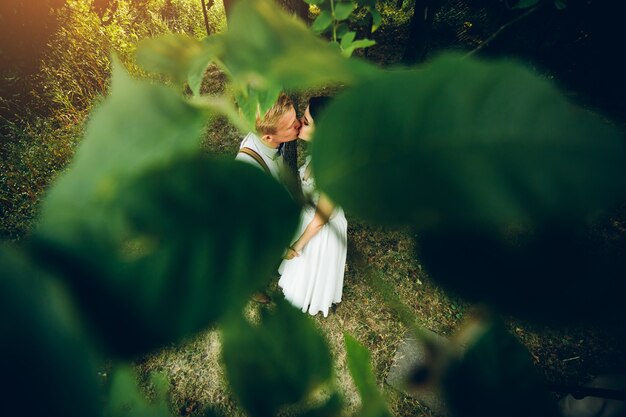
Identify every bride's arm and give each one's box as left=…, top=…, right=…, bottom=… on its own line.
left=287, top=193, right=335, bottom=257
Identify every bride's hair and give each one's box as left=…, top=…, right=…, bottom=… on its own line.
left=309, top=96, right=331, bottom=121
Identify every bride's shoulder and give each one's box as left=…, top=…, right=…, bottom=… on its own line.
left=298, top=156, right=312, bottom=171
left=299, top=156, right=314, bottom=183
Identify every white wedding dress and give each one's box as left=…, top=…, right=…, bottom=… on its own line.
left=278, top=157, right=347, bottom=317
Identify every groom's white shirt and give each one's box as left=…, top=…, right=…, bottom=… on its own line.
left=235, top=132, right=285, bottom=182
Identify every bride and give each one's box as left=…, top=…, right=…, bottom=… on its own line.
left=278, top=96, right=348, bottom=317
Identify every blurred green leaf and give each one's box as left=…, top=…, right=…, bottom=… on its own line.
left=334, top=2, right=356, bottom=21
left=417, top=220, right=626, bottom=325
left=136, top=34, right=223, bottom=96
left=188, top=35, right=226, bottom=96
left=108, top=365, right=171, bottom=417
left=443, top=317, right=559, bottom=417
left=312, top=54, right=626, bottom=230
left=304, top=0, right=325, bottom=5
left=38, top=57, right=209, bottom=243
left=345, top=334, right=391, bottom=417
left=190, top=95, right=252, bottom=133
left=222, top=299, right=333, bottom=417
left=312, top=10, right=333, bottom=33
left=235, top=84, right=282, bottom=130
left=0, top=246, right=103, bottom=417
left=32, top=155, right=299, bottom=357
left=136, top=34, right=210, bottom=90
left=512, top=0, right=540, bottom=9
left=554, top=0, right=566, bottom=10
left=219, top=0, right=377, bottom=91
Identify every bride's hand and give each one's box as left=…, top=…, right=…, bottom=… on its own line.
left=282, top=247, right=300, bottom=260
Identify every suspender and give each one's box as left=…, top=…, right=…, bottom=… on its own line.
left=238, top=147, right=271, bottom=176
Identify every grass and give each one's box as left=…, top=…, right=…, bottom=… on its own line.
left=0, top=118, right=84, bottom=240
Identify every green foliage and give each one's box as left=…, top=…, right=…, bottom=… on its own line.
left=416, top=216, right=626, bottom=324
left=334, top=2, right=356, bottom=21
left=136, top=34, right=207, bottom=87
left=38, top=58, right=210, bottom=241
left=2, top=0, right=625, bottom=416
left=345, top=334, right=391, bottom=417
left=221, top=0, right=375, bottom=93
left=312, top=54, right=626, bottom=231
left=0, top=246, right=103, bottom=417
left=31, top=60, right=298, bottom=357
left=309, top=0, right=378, bottom=55
left=138, top=0, right=377, bottom=127
left=312, top=10, right=334, bottom=32
left=222, top=299, right=334, bottom=416
left=311, top=53, right=626, bottom=323
left=443, top=317, right=559, bottom=417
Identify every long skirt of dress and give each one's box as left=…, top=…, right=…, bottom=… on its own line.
left=278, top=207, right=348, bottom=317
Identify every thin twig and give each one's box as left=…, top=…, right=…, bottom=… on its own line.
left=200, top=0, right=214, bottom=36
left=465, top=6, right=539, bottom=58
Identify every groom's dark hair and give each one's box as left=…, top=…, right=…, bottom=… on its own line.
left=309, top=96, right=331, bottom=120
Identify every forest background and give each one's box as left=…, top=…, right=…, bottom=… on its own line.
left=1, top=1, right=626, bottom=417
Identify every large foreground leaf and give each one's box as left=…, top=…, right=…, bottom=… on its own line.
left=0, top=247, right=102, bottom=417
left=222, top=299, right=334, bottom=417
left=136, top=34, right=221, bottom=95
left=221, top=0, right=377, bottom=91
left=31, top=156, right=299, bottom=357
left=313, top=54, right=626, bottom=324
left=38, top=57, right=210, bottom=244
left=442, top=317, right=559, bottom=417
left=416, top=220, right=626, bottom=324
left=345, top=334, right=391, bottom=417
left=312, top=54, right=626, bottom=231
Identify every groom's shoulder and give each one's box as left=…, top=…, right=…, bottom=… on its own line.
left=240, top=131, right=259, bottom=148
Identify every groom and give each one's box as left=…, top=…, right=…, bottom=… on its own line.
left=236, top=92, right=301, bottom=303
left=236, top=92, right=301, bottom=182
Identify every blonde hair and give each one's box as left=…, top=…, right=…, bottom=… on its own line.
left=255, top=93, right=294, bottom=135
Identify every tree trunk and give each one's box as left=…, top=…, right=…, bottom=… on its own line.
left=402, top=0, right=441, bottom=64
left=223, top=0, right=235, bottom=20
left=200, top=0, right=214, bottom=36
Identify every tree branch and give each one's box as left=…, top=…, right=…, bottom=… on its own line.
left=200, top=0, right=214, bottom=36
left=465, top=6, right=538, bottom=58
